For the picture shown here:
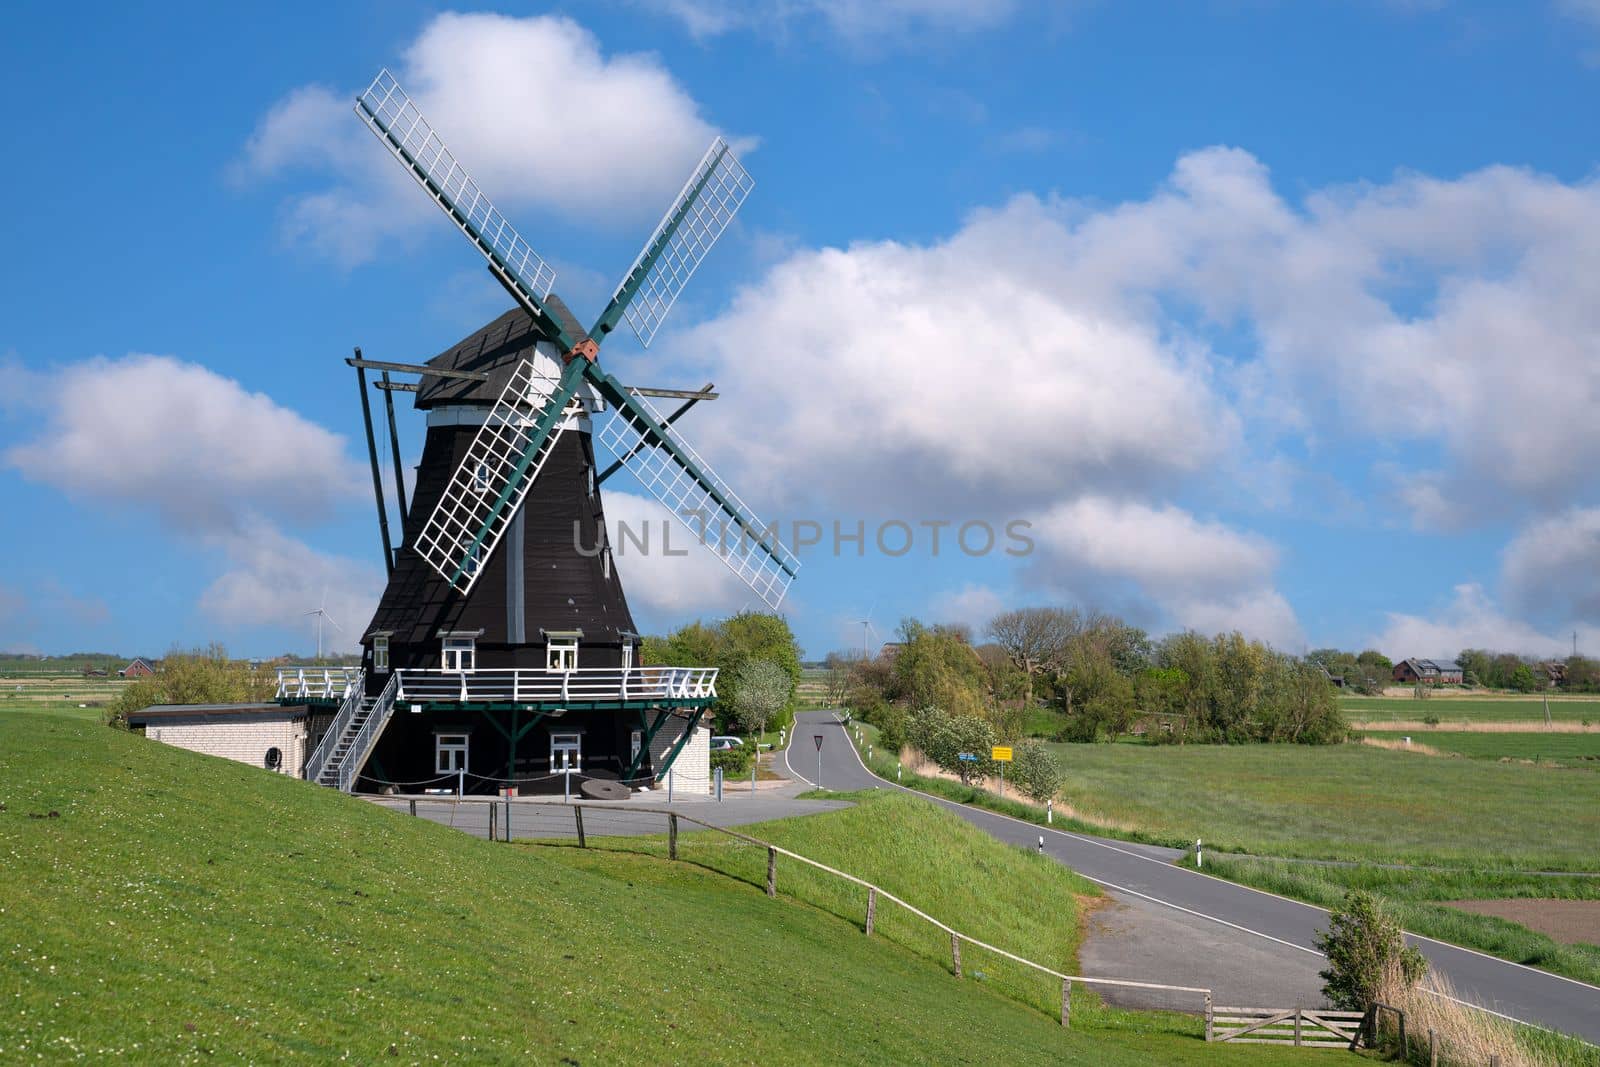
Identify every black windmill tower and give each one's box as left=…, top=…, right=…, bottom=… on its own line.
left=283, top=70, right=798, bottom=795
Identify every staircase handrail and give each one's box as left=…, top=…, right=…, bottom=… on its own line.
left=337, top=672, right=400, bottom=793
left=305, top=673, right=366, bottom=782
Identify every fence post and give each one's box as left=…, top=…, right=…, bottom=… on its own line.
left=1294, top=1007, right=1302, bottom=1047
left=575, top=806, right=587, bottom=848
left=408, top=798, right=417, bottom=817
left=766, top=847, right=777, bottom=897
left=1397, top=1008, right=1406, bottom=1058
left=488, top=802, right=496, bottom=842
left=503, top=799, right=511, bottom=842
left=865, top=888, right=877, bottom=936
left=668, top=813, right=678, bottom=860
left=1428, top=1027, right=1436, bottom=1067
left=951, top=933, right=962, bottom=978
left=1060, top=978, right=1071, bottom=1028
left=1204, top=992, right=1213, bottom=1042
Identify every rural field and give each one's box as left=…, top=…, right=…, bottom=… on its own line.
left=1361, top=729, right=1600, bottom=767
left=0, top=708, right=1313, bottom=1065
left=1339, top=693, right=1600, bottom=727
left=1042, top=739, right=1600, bottom=869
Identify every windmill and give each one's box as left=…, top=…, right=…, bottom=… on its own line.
left=289, top=70, right=799, bottom=795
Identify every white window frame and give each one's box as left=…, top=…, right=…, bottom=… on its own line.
left=621, top=642, right=634, bottom=671
left=436, top=733, right=469, bottom=774
left=546, top=637, right=578, bottom=673
left=442, top=636, right=476, bottom=673
left=551, top=731, right=582, bottom=773
left=372, top=634, right=390, bottom=673
left=474, top=461, right=490, bottom=494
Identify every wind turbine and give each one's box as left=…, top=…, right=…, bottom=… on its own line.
left=303, top=589, right=342, bottom=661
left=855, top=601, right=878, bottom=660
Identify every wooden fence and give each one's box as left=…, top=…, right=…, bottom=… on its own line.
left=1209, top=1006, right=1367, bottom=1048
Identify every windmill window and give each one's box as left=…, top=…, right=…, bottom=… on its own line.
left=621, top=643, right=634, bottom=671
left=474, top=462, right=490, bottom=493
left=547, top=637, right=578, bottom=673
left=372, top=635, right=390, bottom=672
left=442, top=637, right=476, bottom=672
left=435, top=733, right=469, bottom=774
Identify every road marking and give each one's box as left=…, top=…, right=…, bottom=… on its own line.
left=802, top=711, right=1600, bottom=1014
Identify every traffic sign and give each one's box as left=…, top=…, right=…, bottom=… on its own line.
left=991, top=746, right=1013, bottom=762
left=814, top=734, right=824, bottom=751
left=957, top=752, right=978, bottom=762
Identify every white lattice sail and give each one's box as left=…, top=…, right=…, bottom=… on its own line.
left=413, top=360, right=575, bottom=594
left=596, top=392, right=798, bottom=609
left=612, top=138, right=754, bottom=348
left=355, top=70, right=557, bottom=310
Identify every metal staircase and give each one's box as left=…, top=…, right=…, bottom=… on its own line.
left=304, top=673, right=400, bottom=793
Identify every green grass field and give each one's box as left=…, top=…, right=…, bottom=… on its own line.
left=1362, top=730, right=1600, bottom=767
left=1042, top=739, right=1600, bottom=868
left=0, top=710, right=1315, bottom=1064
left=1340, top=694, right=1600, bottom=725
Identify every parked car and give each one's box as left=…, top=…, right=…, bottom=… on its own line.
left=709, top=736, right=744, bottom=751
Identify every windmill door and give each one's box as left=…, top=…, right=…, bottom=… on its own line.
left=551, top=733, right=582, bottom=774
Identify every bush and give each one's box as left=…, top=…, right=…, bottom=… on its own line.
left=105, top=645, right=271, bottom=728
left=1011, top=741, right=1062, bottom=802
left=709, top=745, right=753, bottom=777
left=1422, top=714, right=1440, bottom=726
left=1314, top=891, right=1427, bottom=1011
left=905, top=706, right=996, bottom=784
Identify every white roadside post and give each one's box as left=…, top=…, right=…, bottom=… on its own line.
left=668, top=765, right=675, bottom=803
left=715, top=765, right=723, bottom=802
left=1047, top=799, right=1053, bottom=825
left=1195, top=838, right=1203, bottom=869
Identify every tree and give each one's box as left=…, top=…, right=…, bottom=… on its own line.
left=1314, top=891, right=1427, bottom=1011
left=1509, top=663, right=1539, bottom=693
left=1011, top=741, right=1063, bottom=802
left=729, top=659, right=789, bottom=737
left=988, top=607, right=1077, bottom=710
left=105, top=645, right=270, bottom=728
left=646, top=612, right=802, bottom=733
left=822, top=651, right=854, bottom=707
left=889, top=621, right=988, bottom=719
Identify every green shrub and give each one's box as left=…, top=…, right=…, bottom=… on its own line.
left=1314, top=890, right=1427, bottom=1010
left=710, top=745, right=754, bottom=777
left=1422, top=714, right=1440, bottom=726
left=1011, top=741, right=1063, bottom=802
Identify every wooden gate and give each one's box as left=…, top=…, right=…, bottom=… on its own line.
left=1208, top=1007, right=1367, bottom=1048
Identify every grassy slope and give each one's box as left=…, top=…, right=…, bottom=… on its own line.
left=1041, top=740, right=1600, bottom=868
left=0, top=712, right=1309, bottom=1065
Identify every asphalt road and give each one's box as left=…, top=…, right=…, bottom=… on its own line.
left=782, top=710, right=1600, bottom=1041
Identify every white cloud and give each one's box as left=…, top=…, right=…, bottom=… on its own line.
left=642, top=0, right=1020, bottom=41
left=198, top=526, right=384, bottom=653
left=602, top=490, right=751, bottom=621
left=1026, top=495, right=1302, bottom=647
left=240, top=13, right=725, bottom=264
left=931, top=583, right=1005, bottom=633
left=670, top=193, right=1237, bottom=513
left=3, top=354, right=363, bottom=532
left=1373, top=583, right=1593, bottom=658
left=1502, top=507, right=1600, bottom=624
left=1557, top=0, right=1600, bottom=28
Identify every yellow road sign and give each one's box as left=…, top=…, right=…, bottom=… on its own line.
left=991, top=746, right=1013, bottom=762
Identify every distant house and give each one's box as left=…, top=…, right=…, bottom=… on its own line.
left=1393, top=658, right=1464, bottom=685
left=1542, top=661, right=1567, bottom=688
left=118, top=657, right=157, bottom=679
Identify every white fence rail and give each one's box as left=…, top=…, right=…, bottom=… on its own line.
left=275, top=666, right=361, bottom=701
left=395, top=667, right=717, bottom=704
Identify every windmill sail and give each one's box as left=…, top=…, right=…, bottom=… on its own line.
left=355, top=70, right=570, bottom=346
left=413, top=359, right=585, bottom=594
left=589, top=371, right=798, bottom=609
left=591, top=138, right=754, bottom=349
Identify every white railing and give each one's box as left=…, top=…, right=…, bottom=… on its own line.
left=395, top=666, right=718, bottom=704
left=305, top=675, right=367, bottom=784
left=275, top=666, right=362, bottom=701
left=339, top=673, right=400, bottom=794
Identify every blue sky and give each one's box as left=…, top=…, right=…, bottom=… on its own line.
left=3, top=0, right=1599, bottom=661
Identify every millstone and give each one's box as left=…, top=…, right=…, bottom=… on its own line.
left=580, top=778, right=631, bottom=801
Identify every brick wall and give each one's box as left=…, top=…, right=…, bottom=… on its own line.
left=649, top=713, right=710, bottom=794
left=146, top=716, right=308, bottom=778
